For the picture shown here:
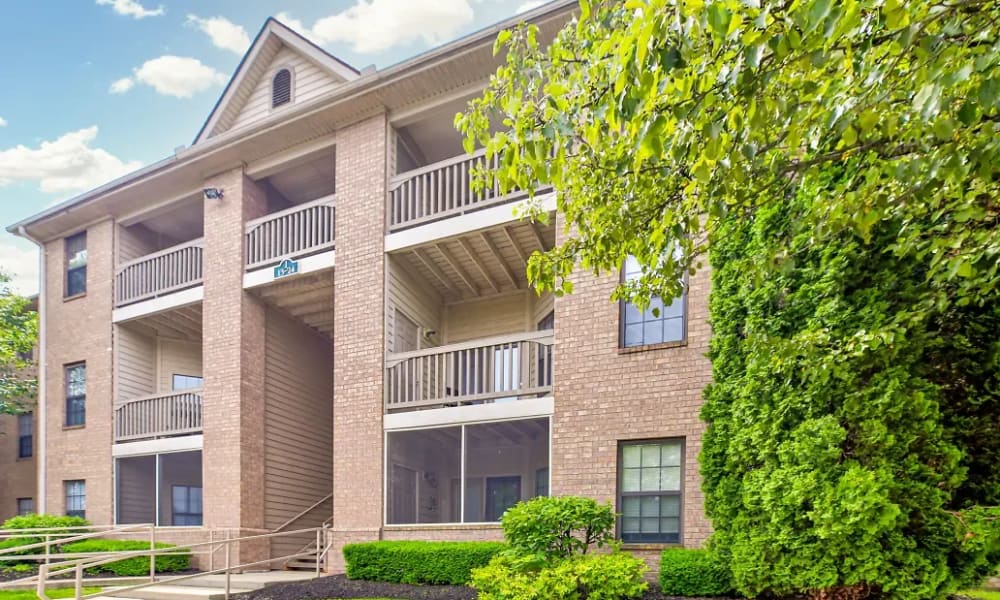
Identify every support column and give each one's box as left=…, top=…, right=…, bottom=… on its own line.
left=330, top=114, right=389, bottom=571
left=201, top=168, right=269, bottom=564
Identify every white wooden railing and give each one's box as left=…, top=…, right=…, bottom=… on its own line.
left=245, top=195, right=336, bottom=270
left=114, top=389, right=203, bottom=442
left=385, top=330, right=554, bottom=410
left=388, top=149, right=540, bottom=232
left=115, top=239, right=204, bottom=307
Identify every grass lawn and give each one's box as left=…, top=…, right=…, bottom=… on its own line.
left=962, top=591, right=1000, bottom=600
left=0, top=588, right=101, bottom=600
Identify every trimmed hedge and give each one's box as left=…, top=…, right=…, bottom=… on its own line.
left=343, top=541, right=505, bottom=585
left=0, top=515, right=91, bottom=563
left=60, top=540, right=191, bottom=576
left=658, top=549, right=734, bottom=597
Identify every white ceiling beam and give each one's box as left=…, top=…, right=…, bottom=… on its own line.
left=459, top=238, right=501, bottom=294
left=435, top=243, right=480, bottom=297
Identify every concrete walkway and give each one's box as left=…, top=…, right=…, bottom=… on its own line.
left=95, top=571, right=318, bottom=600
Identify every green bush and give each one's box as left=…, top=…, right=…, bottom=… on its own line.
left=658, top=549, right=734, bottom=597
left=501, top=496, right=616, bottom=561
left=343, top=540, right=505, bottom=585
left=59, top=540, right=190, bottom=576
left=0, top=514, right=91, bottom=563
left=472, top=551, right=648, bottom=600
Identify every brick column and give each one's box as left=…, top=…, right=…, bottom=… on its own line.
left=43, top=220, right=114, bottom=521
left=329, top=114, right=389, bottom=571
left=201, top=169, right=269, bottom=563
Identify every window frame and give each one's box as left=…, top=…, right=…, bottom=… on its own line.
left=16, top=498, right=34, bottom=516
left=618, top=256, right=689, bottom=350
left=17, top=413, right=32, bottom=458
left=171, top=374, right=204, bottom=391
left=616, top=437, right=685, bottom=545
left=170, top=485, right=203, bottom=526
left=65, top=480, right=86, bottom=519
left=270, top=66, right=294, bottom=109
left=64, top=231, right=87, bottom=298
left=65, top=363, right=86, bottom=427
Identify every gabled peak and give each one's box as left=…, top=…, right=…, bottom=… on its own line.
left=194, top=18, right=359, bottom=144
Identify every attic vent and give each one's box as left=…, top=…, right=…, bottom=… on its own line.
left=272, top=68, right=292, bottom=108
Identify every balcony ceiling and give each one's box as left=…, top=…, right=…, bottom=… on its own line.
left=124, top=304, right=203, bottom=342
left=264, top=146, right=337, bottom=205
left=396, top=219, right=556, bottom=303
left=252, top=270, right=334, bottom=338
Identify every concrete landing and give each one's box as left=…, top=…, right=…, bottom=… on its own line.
left=97, top=571, right=318, bottom=600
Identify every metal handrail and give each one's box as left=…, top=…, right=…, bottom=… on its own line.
left=272, top=494, right=333, bottom=533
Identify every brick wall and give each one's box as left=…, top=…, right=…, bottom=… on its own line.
left=551, top=220, right=714, bottom=550
left=42, top=220, right=115, bottom=522
left=329, top=114, right=389, bottom=571
left=201, top=168, right=270, bottom=563
left=0, top=413, right=37, bottom=520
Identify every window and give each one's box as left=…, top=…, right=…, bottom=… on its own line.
left=17, top=498, right=34, bottom=516
left=620, top=255, right=686, bottom=348
left=171, top=486, right=203, bottom=526
left=17, top=413, right=32, bottom=458
left=172, top=374, right=203, bottom=391
left=65, top=232, right=87, bottom=297
left=65, top=363, right=86, bottom=426
left=65, top=480, right=86, bottom=519
left=271, top=68, right=292, bottom=108
left=618, top=439, right=683, bottom=543
left=386, top=417, right=550, bottom=525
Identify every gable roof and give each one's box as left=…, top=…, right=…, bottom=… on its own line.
left=194, top=17, right=360, bottom=144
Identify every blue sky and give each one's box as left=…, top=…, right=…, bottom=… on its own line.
left=0, top=0, right=544, bottom=294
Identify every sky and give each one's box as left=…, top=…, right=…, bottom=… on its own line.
left=0, top=0, right=548, bottom=295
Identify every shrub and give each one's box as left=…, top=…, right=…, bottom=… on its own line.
left=59, top=540, right=190, bottom=576
left=0, top=514, right=91, bottom=563
left=472, top=551, right=648, bottom=600
left=343, top=540, right=505, bottom=585
left=501, top=496, right=616, bottom=561
left=658, top=549, right=734, bottom=597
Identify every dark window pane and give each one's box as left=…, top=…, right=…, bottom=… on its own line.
left=619, top=440, right=683, bottom=543
left=387, top=427, right=461, bottom=524
left=465, top=418, right=549, bottom=523
left=160, top=452, right=202, bottom=526
left=65, top=232, right=87, bottom=297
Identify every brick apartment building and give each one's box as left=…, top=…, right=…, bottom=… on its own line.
left=6, top=0, right=711, bottom=571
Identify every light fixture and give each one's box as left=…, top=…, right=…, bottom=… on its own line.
left=203, top=188, right=224, bottom=200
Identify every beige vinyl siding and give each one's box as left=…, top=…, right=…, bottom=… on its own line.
left=532, top=292, right=555, bottom=328
left=158, top=340, right=202, bottom=392
left=263, top=308, right=334, bottom=558
left=444, top=291, right=532, bottom=344
left=231, top=46, right=343, bottom=132
left=386, top=257, right=443, bottom=353
left=116, top=324, right=156, bottom=402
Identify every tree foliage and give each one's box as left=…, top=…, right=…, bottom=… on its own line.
left=457, top=0, right=1000, bottom=598
left=0, top=271, right=36, bottom=415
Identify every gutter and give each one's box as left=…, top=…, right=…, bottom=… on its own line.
left=18, top=226, right=46, bottom=514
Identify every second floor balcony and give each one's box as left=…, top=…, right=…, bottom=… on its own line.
left=245, top=195, right=336, bottom=271
left=115, top=238, right=204, bottom=308
left=114, top=388, right=203, bottom=443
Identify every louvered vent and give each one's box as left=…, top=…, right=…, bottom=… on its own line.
left=272, top=69, right=292, bottom=108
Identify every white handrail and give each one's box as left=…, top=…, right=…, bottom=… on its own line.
left=114, top=239, right=204, bottom=307
left=115, top=239, right=205, bottom=275
left=245, top=196, right=336, bottom=270
left=113, top=389, right=203, bottom=442
left=245, top=195, right=336, bottom=230
left=389, top=148, right=487, bottom=186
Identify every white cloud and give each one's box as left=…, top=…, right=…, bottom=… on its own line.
left=134, top=56, right=228, bottom=98
left=0, top=117, right=6, bottom=127
left=109, top=77, right=135, bottom=94
left=95, top=0, right=164, bottom=19
left=0, top=239, right=39, bottom=296
left=278, top=0, right=476, bottom=54
left=186, top=14, right=251, bottom=55
left=0, top=126, right=141, bottom=194
left=517, top=0, right=546, bottom=13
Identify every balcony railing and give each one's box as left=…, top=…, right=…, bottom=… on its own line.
left=114, top=389, right=203, bottom=443
left=388, top=149, right=540, bottom=232
left=385, top=330, right=554, bottom=411
left=115, top=239, right=204, bottom=307
left=245, top=195, right=336, bottom=270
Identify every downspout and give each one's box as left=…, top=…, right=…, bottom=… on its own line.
left=18, top=226, right=46, bottom=514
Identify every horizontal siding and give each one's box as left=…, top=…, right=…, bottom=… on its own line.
left=117, top=325, right=156, bottom=402
left=158, top=340, right=202, bottom=392
left=444, top=291, right=532, bottom=343
left=264, top=308, right=333, bottom=559
left=230, top=45, right=342, bottom=133
left=386, top=258, right=443, bottom=353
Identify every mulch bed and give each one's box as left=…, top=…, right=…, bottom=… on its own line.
left=232, top=574, right=742, bottom=600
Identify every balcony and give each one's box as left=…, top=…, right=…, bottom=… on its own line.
left=114, top=239, right=204, bottom=308
left=385, top=330, right=554, bottom=411
left=388, top=149, right=543, bottom=232
left=245, top=195, right=336, bottom=271
left=114, top=389, right=203, bottom=443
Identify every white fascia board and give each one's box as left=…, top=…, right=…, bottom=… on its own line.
left=242, top=249, right=335, bottom=289
left=384, top=397, right=554, bottom=431
left=384, top=193, right=556, bottom=253
left=112, top=435, right=204, bottom=457
left=112, top=286, right=204, bottom=323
